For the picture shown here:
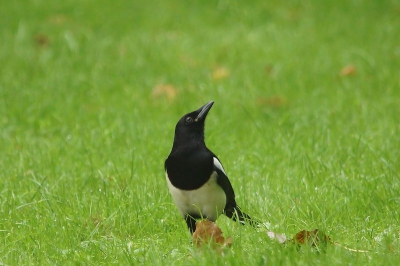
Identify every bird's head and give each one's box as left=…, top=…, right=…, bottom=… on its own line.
left=173, top=101, right=214, bottom=147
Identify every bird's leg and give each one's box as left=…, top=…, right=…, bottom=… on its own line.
left=185, top=214, right=197, bottom=234
left=225, top=207, right=260, bottom=228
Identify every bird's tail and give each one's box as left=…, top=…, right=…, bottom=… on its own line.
left=226, top=206, right=260, bottom=228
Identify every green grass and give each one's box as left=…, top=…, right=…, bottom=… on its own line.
left=1, top=0, right=400, bottom=264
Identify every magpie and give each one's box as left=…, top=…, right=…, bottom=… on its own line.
left=165, top=101, right=258, bottom=234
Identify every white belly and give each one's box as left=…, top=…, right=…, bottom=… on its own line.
left=166, top=171, right=226, bottom=221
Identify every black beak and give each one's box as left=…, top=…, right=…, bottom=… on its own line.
left=196, top=101, right=214, bottom=121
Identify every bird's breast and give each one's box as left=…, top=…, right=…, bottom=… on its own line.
left=166, top=171, right=226, bottom=221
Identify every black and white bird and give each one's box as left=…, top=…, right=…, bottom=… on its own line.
left=165, top=101, right=258, bottom=234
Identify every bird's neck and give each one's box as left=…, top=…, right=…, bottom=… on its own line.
left=171, top=134, right=206, bottom=153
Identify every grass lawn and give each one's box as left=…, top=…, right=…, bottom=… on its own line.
left=1, top=0, right=399, bottom=264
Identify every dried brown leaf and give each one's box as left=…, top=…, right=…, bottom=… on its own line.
left=34, top=34, right=50, bottom=48
left=265, top=64, right=274, bottom=75
left=256, top=95, right=288, bottom=108
left=192, top=220, right=233, bottom=252
left=269, top=228, right=371, bottom=253
left=290, top=229, right=330, bottom=247
left=151, top=84, right=178, bottom=101
left=212, top=67, right=230, bottom=80
left=340, top=64, right=357, bottom=76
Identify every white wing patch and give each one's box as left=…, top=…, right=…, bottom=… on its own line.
left=213, top=157, right=227, bottom=175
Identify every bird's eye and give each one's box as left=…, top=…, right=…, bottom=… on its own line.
left=185, top=117, right=193, bottom=124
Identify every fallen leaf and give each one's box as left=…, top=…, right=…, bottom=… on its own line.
left=268, top=228, right=371, bottom=253
left=212, top=67, right=230, bottom=80
left=256, top=95, right=288, bottom=108
left=265, top=64, right=274, bottom=75
left=290, top=229, right=330, bottom=247
left=340, top=64, right=356, bottom=76
left=34, top=34, right=50, bottom=48
left=151, top=84, right=178, bottom=100
left=267, top=231, right=287, bottom=244
left=192, top=220, right=233, bottom=252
